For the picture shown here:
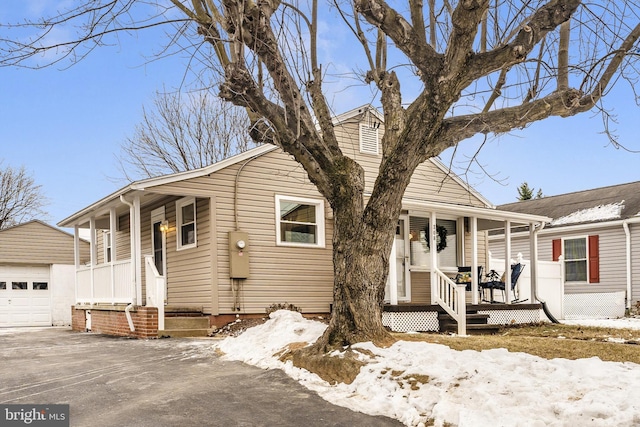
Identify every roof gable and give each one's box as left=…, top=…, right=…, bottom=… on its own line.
left=0, top=220, right=89, bottom=264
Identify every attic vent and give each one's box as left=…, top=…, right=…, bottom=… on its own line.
left=359, top=123, right=379, bottom=155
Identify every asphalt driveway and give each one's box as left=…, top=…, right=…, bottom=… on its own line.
left=0, top=327, right=402, bottom=427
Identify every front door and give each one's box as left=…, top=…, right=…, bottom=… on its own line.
left=150, top=207, right=166, bottom=277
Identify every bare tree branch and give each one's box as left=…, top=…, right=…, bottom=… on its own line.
left=0, top=162, right=48, bottom=229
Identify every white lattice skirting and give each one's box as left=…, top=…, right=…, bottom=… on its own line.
left=382, top=311, right=439, bottom=332
left=477, top=309, right=540, bottom=325
left=564, top=291, right=626, bottom=319
left=382, top=309, right=541, bottom=332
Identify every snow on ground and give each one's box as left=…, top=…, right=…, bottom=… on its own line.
left=563, top=317, right=640, bottom=330
left=215, top=311, right=640, bottom=427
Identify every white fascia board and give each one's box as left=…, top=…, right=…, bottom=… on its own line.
left=58, top=145, right=278, bottom=228
left=332, top=104, right=383, bottom=125
left=428, top=157, right=494, bottom=208
left=402, top=197, right=551, bottom=224
left=488, top=216, right=640, bottom=240
left=131, top=144, right=278, bottom=190
left=57, top=186, right=134, bottom=228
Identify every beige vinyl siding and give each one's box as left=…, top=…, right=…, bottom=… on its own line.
left=115, top=214, right=132, bottom=260
left=405, top=164, right=486, bottom=207
left=0, top=221, right=89, bottom=265
left=152, top=149, right=334, bottom=315
left=164, top=198, right=213, bottom=310
left=334, top=117, right=486, bottom=207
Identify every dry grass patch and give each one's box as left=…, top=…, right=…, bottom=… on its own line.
left=394, top=323, right=640, bottom=364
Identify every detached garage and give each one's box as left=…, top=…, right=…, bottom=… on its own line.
left=0, top=221, right=89, bottom=327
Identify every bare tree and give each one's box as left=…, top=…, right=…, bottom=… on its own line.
left=0, top=163, right=48, bottom=230
left=2, top=1, right=638, bottom=357
left=117, top=89, right=256, bottom=181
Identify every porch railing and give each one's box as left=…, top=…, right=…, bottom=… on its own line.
left=433, top=268, right=466, bottom=335
left=144, top=255, right=165, bottom=331
left=76, top=259, right=134, bottom=305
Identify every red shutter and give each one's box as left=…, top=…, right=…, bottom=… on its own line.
left=552, top=239, right=562, bottom=261
left=588, top=235, right=600, bottom=283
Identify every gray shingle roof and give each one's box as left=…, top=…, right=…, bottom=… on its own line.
left=497, top=181, right=640, bottom=227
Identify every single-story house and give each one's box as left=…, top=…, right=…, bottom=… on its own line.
left=58, top=105, right=556, bottom=337
left=490, top=181, right=640, bottom=319
left=0, top=220, right=90, bottom=327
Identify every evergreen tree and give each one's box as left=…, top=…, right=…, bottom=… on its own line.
left=517, top=182, right=543, bottom=200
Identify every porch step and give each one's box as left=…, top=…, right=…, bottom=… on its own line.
left=158, top=311, right=212, bottom=338
left=164, top=306, right=205, bottom=315
left=158, top=328, right=214, bottom=338
left=438, top=312, right=501, bottom=335
left=164, top=316, right=210, bottom=330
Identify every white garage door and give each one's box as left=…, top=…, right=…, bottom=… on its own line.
left=0, top=265, right=51, bottom=326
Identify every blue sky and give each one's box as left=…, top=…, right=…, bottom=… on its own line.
left=1, top=2, right=639, bottom=227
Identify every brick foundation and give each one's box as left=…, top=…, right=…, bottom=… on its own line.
left=71, top=305, right=159, bottom=339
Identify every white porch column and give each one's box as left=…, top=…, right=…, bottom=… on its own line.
left=74, top=225, right=80, bottom=305
left=471, top=216, right=479, bottom=305
left=121, top=194, right=141, bottom=305
left=529, top=222, right=538, bottom=304
left=110, top=207, right=117, bottom=305
left=133, top=195, right=143, bottom=306
left=388, top=238, right=398, bottom=305
left=430, top=211, right=437, bottom=303
left=89, top=217, right=96, bottom=305
left=504, top=220, right=512, bottom=304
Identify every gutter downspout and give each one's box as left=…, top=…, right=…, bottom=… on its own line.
left=623, top=220, right=632, bottom=311
left=120, top=195, right=137, bottom=332
left=531, top=222, right=559, bottom=323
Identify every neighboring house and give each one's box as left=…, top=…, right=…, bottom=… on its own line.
left=58, top=106, right=551, bottom=337
left=0, top=220, right=90, bottom=327
left=490, top=181, right=640, bottom=318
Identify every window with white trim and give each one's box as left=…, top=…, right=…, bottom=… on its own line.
left=359, top=123, right=379, bottom=155
left=276, top=195, right=325, bottom=247
left=176, top=197, right=197, bottom=250
left=564, top=237, right=587, bottom=282
left=104, top=231, right=112, bottom=263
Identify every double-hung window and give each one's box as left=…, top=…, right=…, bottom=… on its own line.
left=276, top=195, right=325, bottom=247
left=553, top=235, right=599, bottom=283
left=176, top=197, right=197, bottom=250
left=564, top=238, right=587, bottom=282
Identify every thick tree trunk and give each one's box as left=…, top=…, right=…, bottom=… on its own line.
left=310, top=209, right=397, bottom=352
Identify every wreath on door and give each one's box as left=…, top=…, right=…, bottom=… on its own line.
left=425, top=224, right=448, bottom=252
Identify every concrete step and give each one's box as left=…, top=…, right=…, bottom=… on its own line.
left=164, top=306, right=204, bottom=315
left=164, top=316, right=210, bottom=330
left=158, top=328, right=214, bottom=338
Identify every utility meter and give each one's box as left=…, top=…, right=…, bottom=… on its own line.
left=229, top=231, right=250, bottom=279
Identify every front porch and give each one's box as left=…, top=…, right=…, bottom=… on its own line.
left=385, top=200, right=559, bottom=334
left=382, top=303, right=543, bottom=334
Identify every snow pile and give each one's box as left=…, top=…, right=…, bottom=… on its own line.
left=215, top=311, right=640, bottom=426
left=551, top=201, right=624, bottom=226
